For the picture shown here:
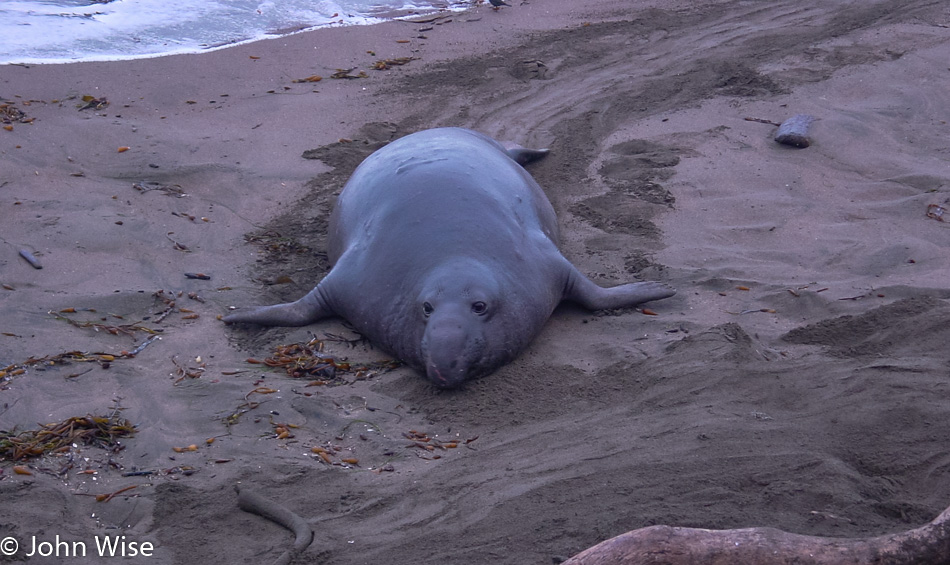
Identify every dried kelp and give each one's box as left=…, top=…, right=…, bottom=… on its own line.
left=1, top=414, right=136, bottom=461
left=0, top=335, right=159, bottom=388
left=133, top=180, right=185, bottom=197
left=49, top=310, right=162, bottom=337
left=243, top=230, right=312, bottom=262
left=78, top=95, right=109, bottom=111
left=372, top=57, right=416, bottom=70
left=0, top=102, right=31, bottom=125
left=330, top=68, right=368, bottom=79
left=49, top=289, right=186, bottom=337
left=248, top=337, right=401, bottom=382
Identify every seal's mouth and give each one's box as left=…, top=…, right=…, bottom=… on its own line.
left=426, top=362, right=466, bottom=389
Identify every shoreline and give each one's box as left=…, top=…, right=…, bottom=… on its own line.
left=0, top=0, right=471, bottom=66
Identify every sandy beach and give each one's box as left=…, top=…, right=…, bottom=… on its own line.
left=2, top=0, right=950, bottom=563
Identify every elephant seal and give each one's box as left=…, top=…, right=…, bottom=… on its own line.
left=224, top=128, right=674, bottom=388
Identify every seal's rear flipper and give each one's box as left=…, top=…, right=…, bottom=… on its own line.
left=502, top=143, right=550, bottom=166
left=563, top=266, right=675, bottom=311
left=223, top=286, right=333, bottom=327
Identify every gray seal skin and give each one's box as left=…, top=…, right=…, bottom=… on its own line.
left=224, top=128, right=675, bottom=388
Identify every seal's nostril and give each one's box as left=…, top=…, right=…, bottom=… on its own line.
left=450, top=360, right=458, bottom=369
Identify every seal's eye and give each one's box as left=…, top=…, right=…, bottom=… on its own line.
left=422, top=302, right=434, bottom=317
left=471, top=301, right=488, bottom=315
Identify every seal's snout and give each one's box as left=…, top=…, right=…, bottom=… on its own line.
left=423, top=314, right=475, bottom=389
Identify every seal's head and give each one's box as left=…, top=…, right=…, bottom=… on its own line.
left=418, top=260, right=502, bottom=388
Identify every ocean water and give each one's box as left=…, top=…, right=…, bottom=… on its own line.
left=0, top=0, right=463, bottom=65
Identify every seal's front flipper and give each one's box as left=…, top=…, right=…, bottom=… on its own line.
left=502, top=143, right=550, bottom=166
left=563, top=267, right=675, bottom=311
left=223, top=286, right=333, bottom=327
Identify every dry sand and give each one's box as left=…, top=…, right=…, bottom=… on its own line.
left=2, top=0, right=950, bottom=563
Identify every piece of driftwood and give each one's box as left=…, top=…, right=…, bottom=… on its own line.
left=563, top=504, right=950, bottom=565
left=774, top=114, right=815, bottom=148
left=18, top=248, right=43, bottom=269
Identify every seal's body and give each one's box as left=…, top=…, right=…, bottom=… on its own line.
left=224, top=128, right=674, bottom=387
